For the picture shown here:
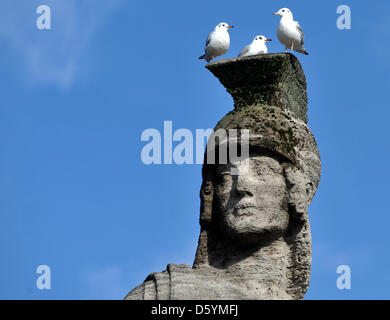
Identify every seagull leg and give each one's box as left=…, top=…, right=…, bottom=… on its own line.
left=285, top=47, right=288, bottom=53
left=291, top=43, right=294, bottom=51
left=211, top=56, right=215, bottom=61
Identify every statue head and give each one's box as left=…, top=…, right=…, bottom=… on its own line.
left=194, top=104, right=321, bottom=299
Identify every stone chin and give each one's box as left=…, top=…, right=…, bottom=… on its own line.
left=222, top=207, right=290, bottom=244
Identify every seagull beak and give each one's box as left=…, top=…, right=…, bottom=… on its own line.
left=273, top=12, right=280, bottom=16
left=265, top=39, right=272, bottom=42
left=227, top=26, right=234, bottom=29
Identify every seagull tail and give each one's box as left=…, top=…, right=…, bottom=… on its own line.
left=296, top=45, right=309, bottom=56
left=296, top=48, right=309, bottom=55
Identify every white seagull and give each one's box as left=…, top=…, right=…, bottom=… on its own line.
left=273, top=8, right=308, bottom=55
left=199, top=22, right=234, bottom=62
left=238, top=35, right=272, bottom=57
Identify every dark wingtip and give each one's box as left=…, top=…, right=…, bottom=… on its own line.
left=304, top=51, right=309, bottom=56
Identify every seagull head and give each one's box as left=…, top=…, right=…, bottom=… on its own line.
left=273, top=8, right=293, bottom=19
left=216, top=22, right=234, bottom=31
left=254, top=35, right=272, bottom=43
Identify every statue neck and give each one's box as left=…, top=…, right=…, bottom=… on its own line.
left=194, top=235, right=293, bottom=299
left=212, top=236, right=290, bottom=271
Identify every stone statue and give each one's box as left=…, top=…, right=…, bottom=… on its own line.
left=125, top=53, right=321, bottom=300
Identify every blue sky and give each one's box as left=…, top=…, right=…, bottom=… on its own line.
left=0, top=0, right=389, bottom=300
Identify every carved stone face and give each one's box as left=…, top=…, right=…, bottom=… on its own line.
left=214, top=154, right=290, bottom=243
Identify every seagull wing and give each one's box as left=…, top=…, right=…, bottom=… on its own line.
left=295, top=21, right=305, bottom=45
left=205, top=31, right=214, bottom=48
left=238, top=45, right=250, bottom=57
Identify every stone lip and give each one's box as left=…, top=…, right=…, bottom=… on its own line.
left=206, top=53, right=308, bottom=124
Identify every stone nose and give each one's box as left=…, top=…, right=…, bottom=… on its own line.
left=235, top=176, right=254, bottom=197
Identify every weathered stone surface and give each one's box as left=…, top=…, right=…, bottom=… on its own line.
left=207, top=53, right=308, bottom=123
left=125, top=54, right=321, bottom=300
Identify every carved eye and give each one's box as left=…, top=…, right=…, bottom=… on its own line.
left=306, top=182, right=314, bottom=196
left=218, top=172, right=232, bottom=185
left=204, top=183, right=212, bottom=195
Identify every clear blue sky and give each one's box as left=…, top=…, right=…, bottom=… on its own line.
left=0, top=0, right=389, bottom=300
